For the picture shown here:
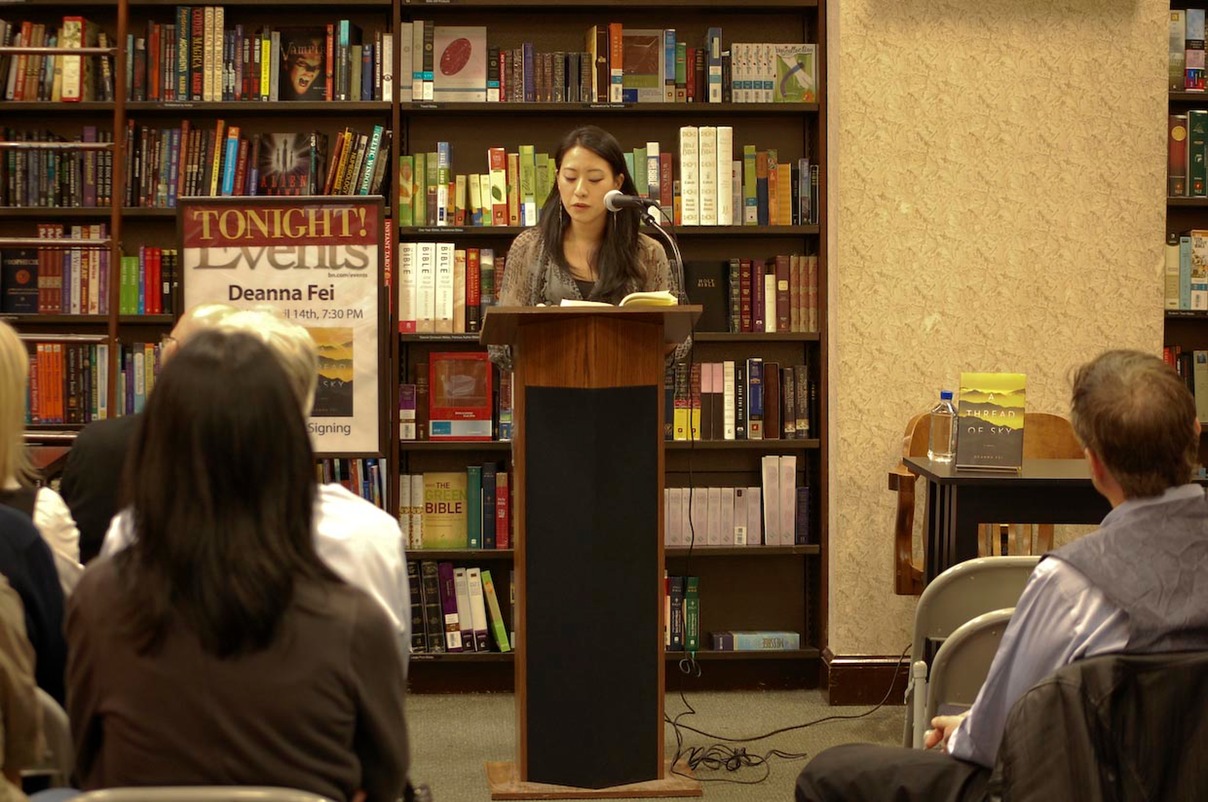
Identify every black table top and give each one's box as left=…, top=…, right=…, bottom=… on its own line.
left=903, top=457, right=1094, bottom=486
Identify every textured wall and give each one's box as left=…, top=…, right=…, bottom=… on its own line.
left=829, top=0, right=1168, bottom=654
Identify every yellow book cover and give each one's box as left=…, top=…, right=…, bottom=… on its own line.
left=421, top=472, right=468, bottom=548
left=955, top=372, right=1026, bottom=472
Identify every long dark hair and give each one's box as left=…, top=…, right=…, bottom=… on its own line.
left=536, top=125, right=644, bottom=303
left=117, top=330, right=336, bottom=657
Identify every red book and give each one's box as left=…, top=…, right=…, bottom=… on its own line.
left=465, top=248, right=481, bottom=332
left=429, top=352, right=493, bottom=441
left=495, top=471, right=510, bottom=549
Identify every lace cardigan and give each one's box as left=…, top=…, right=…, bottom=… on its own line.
left=488, top=227, right=691, bottom=371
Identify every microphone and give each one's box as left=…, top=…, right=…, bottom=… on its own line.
left=603, top=189, right=660, bottom=212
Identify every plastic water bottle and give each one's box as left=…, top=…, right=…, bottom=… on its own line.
left=927, top=390, right=957, bottom=463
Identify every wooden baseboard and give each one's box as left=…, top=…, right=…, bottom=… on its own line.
left=821, top=648, right=909, bottom=706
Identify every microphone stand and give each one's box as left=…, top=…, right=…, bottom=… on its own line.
left=639, top=205, right=687, bottom=305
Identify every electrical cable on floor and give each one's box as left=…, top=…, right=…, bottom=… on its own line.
left=666, top=642, right=912, bottom=785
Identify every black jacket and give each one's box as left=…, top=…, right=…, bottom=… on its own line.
left=988, top=651, right=1208, bottom=802
left=58, top=413, right=142, bottom=563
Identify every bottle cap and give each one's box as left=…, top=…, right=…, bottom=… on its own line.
left=940, top=390, right=953, bottom=400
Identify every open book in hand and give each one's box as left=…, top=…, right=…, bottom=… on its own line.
left=559, top=290, right=678, bottom=308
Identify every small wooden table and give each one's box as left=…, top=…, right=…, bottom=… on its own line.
left=903, top=457, right=1112, bottom=583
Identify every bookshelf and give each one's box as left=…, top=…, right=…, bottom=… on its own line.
left=1169, top=2, right=1208, bottom=464
left=1, top=0, right=829, bottom=691
left=397, top=0, right=828, bottom=692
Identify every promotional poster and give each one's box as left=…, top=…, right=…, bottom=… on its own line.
left=179, top=197, right=385, bottom=455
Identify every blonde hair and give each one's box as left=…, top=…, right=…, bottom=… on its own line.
left=0, top=322, right=35, bottom=486
left=172, top=303, right=240, bottom=343
left=212, top=307, right=319, bottom=417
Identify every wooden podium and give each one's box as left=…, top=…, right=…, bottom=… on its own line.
left=480, top=306, right=702, bottom=799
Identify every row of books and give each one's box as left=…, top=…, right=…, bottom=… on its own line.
left=399, top=465, right=512, bottom=551
left=124, top=15, right=393, bottom=103
left=118, top=247, right=176, bottom=315
left=26, top=341, right=108, bottom=424
left=0, top=224, right=111, bottom=315
left=1164, top=346, right=1208, bottom=424
left=117, top=121, right=389, bottom=206
left=665, top=457, right=808, bottom=548
left=664, top=575, right=700, bottom=652
left=397, top=144, right=550, bottom=229
left=408, top=560, right=511, bottom=654
left=400, top=357, right=513, bottom=443
left=396, top=243, right=507, bottom=335
left=684, top=256, right=820, bottom=335
left=669, top=359, right=816, bottom=443
left=1165, top=231, right=1208, bottom=311
left=1170, top=9, right=1207, bottom=92
left=403, top=22, right=815, bottom=106
left=1168, top=113, right=1208, bottom=198
left=397, top=133, right=818, bottom=230
left=0, top=127, right=114, bottom=209
left=0, top=17, right=108, bottom=102
left=318, top=457, right=387, bottom=510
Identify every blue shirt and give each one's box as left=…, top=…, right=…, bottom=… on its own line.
left=947, top=483, right=1205, bottom=766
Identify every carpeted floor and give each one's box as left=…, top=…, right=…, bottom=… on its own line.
left=407, top=690, right=903, bottom=801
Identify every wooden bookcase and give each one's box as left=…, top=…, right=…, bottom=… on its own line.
left=1169, top=2, right=1208, bottom=465
left=1, top=0, right=829, bottom=691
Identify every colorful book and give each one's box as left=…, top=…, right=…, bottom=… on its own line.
left=954, top=372, right=1027, bottom=472
left=421, top=472, right=468, bottom=548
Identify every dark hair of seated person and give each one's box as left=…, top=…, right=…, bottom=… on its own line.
left=115, top=329, right=340, bottom=658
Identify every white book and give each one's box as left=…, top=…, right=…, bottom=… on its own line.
left=680, top=486, right=692, bottom=548
left=409, top=474, right=424, bottom=549
left=415, top=242, right=437, bottom=333
left=719, top=487, right=735, bottom=546
left=436, top=142, right=451, bottom=227
left=746, top=486, right=762, bottom=545
left=453, top=249, right=466, bottom=333
left=698, top=126, right=717, bottom=226
left=453, top=567, right=474, bottom=651
left=466, top=567, right=490, bottom=652
left=764, top=272, right=777, bottom=333
left=381, top=32, right=394, bottom=102
left=733, top=487, right=747, bottom=545
left=722, top=359, right=736, bottom=440
left=761, top=457, right=779, bottom=545
left=664, top=488, right=674, bottom=546
left=706, top=486, right=722, bottom=546
left=1166, top=235, right=1181, bottom=310
left=679, top=126, right=700, bottom=226
left=688, top=485, right=706, bottom=546
left=778, top=455, right=797, bottom=546
left=398, top=474, right=412, bottom=542
left=716, top=126, right=734, bottom=226
left=732, top=160, right=743, bottom=228
left=398, top=24, right=413, bottom=102
left=433, top=242, right=455, bottom=333
left=411, top=20, right=425, bottom=101
left=479, top=174, right=493, bottom=225
left=398, top=242, right=418, bottom=333
left=760, top=42, right=775, bottom=102
left=645, top=141, right=660, bottom=203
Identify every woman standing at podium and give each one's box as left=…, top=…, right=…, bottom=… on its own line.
left=489, top=125, right=686, bottom=370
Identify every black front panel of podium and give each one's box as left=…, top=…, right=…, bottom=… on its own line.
left=525, top=385, right=660, bottom=789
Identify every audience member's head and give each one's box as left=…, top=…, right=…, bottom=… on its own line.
left=162, top=303, right=239, bottom=361
left=213, top=307, right=319, bottom=417
left=1070, top=349, right=1199, bottom=499
left=0, top=321, right=35, bottom=487
left=120, top=330, right=335, bottom=658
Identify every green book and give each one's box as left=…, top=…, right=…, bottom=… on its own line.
left=413, top=152, right=427, bottom=226
left=481, top=569, right=511, bottom=652
left=466, top=464, right=482, bottom=549
left=632, top=147, right=648, bottom=197
left=518, top=144, right=537, bottom=226
left=397, top=155, right=414, bottom=226
left=684, top=575, right=700, bottom=653
left=1191, top=110, right=1208, bottom=198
